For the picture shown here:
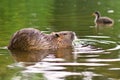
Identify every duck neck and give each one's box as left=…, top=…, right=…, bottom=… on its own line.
left=96, top=13, right=100, bottom=20
left=94, top=14, right=100, bottom=23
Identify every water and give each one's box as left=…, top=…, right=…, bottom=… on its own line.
left=0, top=0, right=120, bottom=80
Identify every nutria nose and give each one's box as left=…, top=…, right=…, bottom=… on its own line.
left=71, top=32, right=76, bottom=40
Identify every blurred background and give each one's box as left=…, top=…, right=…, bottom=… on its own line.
left=0, top=0, right=120, bottom=80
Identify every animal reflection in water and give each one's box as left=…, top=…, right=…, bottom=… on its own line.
left=9, top=48, right=73, bottom=64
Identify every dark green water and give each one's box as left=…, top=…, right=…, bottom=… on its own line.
left=1, top=0, right=120, bottom=80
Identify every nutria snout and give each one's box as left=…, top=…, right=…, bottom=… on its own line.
left=8, top=28, right=76, bottom=51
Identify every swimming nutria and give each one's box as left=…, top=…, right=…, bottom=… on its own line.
left=8, top=28, right=75, bottom=51
left=93, top=11, right=114, bottom=26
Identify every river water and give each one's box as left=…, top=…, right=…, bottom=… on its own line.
left=0, top=0, right=120, bottom=80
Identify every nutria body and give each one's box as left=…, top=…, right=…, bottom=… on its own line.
left=8, top=28, right=75, bottom=51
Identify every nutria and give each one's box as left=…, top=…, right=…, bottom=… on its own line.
left=8, top=28, right=75, bottom=51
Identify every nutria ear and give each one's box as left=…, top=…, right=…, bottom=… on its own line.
left=55, top=33, right=60, bottom=37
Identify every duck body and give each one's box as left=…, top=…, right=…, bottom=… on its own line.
left=93, top=11, right=114, bottom=26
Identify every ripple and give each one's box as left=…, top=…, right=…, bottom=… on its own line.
left=23, top=71, right=101, bottom=80
left=0, top=46, right=7, bottom=49
left=84, top=36, right=111, bottom=39
left=78, top=55, right=99, bottom=58
left=73, top=49, right=105, bottom=54
left=42, top=58, right=65, bottom=62
left=23, top=68, right=102, bottom=80
left=8, top=62, right=28, bottom=68
left=109, top=68, right=120, bottom=70
left=73, top=38, right=118, bottom=54
left=107, top=45, right=120, bottom=51
left=77, top=39, right=116, bottom=45
left=21, top=62, right=109, bottom=74
left=43, top=71, right=81, bottom=80
left=49, top=62, right=109, bottom=66
left=30, top=62, right=109, bottom=67
left=86, top=58, right=120, bottom=62
left=43, top=71, right=101, bottom=80
left=27, top=66, right=66, bottom=71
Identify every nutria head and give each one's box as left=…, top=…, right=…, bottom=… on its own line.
left=50, top=31, right=75, bottom=48
left=51, top=31, right=75, bottom=41
left=8, top=28, right=76, bottom=51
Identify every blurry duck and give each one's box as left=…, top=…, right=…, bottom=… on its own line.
left=93, top=11, right=114, bottom=27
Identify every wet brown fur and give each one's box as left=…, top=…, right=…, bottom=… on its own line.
left=8, top=28, right=75, bottom=51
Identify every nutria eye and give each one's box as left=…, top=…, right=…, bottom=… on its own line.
left=55, top=34, right=60, bottom=37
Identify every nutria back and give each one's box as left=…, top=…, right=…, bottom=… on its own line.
left=8, top=28, right=75, bottom=51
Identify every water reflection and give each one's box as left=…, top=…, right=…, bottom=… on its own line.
left=7, top=29, right=120, bottom=80
left=10, top=50, right=50, bottom=62
left=9, top=48, right=73, bottom=63
left=8, top=35, right=120, bottom=80
left=94, top=25, right=114, bottom=34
